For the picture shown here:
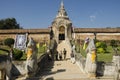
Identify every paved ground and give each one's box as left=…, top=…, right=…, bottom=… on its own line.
left=16, top=59, right=114, bottom=80
left=38, top=60, right=89, bottom=80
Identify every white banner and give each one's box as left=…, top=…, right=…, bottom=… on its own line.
left=14, top=34, right=27, bottom=50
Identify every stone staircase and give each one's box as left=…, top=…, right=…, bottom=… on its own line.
left=57, top=39, right=72, bottom=59
left=15, top=39, right=114, bottom=80
left=38, top=60, right=89, bottom=80
left=16, top=60, right=114, bottom=80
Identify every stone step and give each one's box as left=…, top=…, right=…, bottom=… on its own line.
left=16, top=58, right=114, bottom=80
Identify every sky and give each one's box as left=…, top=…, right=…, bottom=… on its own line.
left=0, top=0, right=120, bottom=29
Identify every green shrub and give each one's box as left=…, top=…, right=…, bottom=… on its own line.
left=110, top=40, right=118, bottom=47
left=97, top=48, right=105, bottom=53
left=13, top=48, right=23, bottom=60
left=96, top=41, right=107, bottom=53
left=4, top=38, right=14, bottom=47
left=96, top=42, right=107, bottom=49
left=96, top=42, right=101, bottom=48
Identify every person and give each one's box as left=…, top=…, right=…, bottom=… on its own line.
left=70, top=50, right=75, bottom=64
left=59, top=51, right=62, bottom=60
left=63, top=48, right=67, bottom=60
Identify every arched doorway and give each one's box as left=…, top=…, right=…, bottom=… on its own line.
left=59, top=26, right=65, bottom=40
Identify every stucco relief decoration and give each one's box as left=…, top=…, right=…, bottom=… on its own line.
left=58, top=20, right=64, bottom=26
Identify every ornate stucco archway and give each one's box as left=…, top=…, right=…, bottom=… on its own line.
left=51, top=1, right=72, bottom=44
left=59, top=26, right=65, bottom=40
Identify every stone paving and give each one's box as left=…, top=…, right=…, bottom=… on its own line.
left=17, top=59, right=114, bottom=80
left=38, top=60, right=89, bottom=80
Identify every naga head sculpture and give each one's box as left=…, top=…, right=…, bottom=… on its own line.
left=26, top=37, right=36, bottom=59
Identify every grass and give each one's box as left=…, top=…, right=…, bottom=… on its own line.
left=0, top=45, right=46, bottom=60
left=97, top=53, right=113, bottom=62
left=1, top=42, right=119, bottom=62
left=76, top=44, right=120, bottom=62
left=0, top=45, right=10, bottom=55
left=20, top=45, right=47, bottom=60
left=96, top=46, right=113, bottom=62
left=0, top=50, right=8, bottom=55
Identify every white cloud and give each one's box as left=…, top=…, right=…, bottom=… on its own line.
left=90, top=15, right=96, bottom=22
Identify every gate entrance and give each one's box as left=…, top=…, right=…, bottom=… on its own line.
left=59, top=26, right=65, bottom=40
left=59, top=34, right=65, bottom=40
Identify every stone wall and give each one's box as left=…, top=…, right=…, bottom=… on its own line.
left=12, top=61, right=26, bottom=76
left=0, top=34, right=15, bottom=41
left=0, top=29, right=50, bottom=43
left=75, top=33, right=120, bottom=41
left=74, top=50, right=118, bottom=78
left=97, top=33, right=120, bottom=41
left=0, top=33, right=120, bottom=42
left=75, top=52, right=86, bottom=73
left=75, top=33, right=95, bottom=40
left=28, top=34, right=50, bottom=43
left=96, top=62, right=115, bottom=76
left=104, top=63, right=115, bottom=76
left=0, top=33, right=50, bottom=44
left=11, top=53, right=50, bottom=77
left=0, top=28, right=120, bottom=42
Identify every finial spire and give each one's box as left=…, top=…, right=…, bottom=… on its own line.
left=56, top=0, right=68, bottom=18
left=60, top=0, right=64, bottom=10
left=61, top=0, right=64, bottom=7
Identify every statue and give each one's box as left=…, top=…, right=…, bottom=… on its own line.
left=83, top=37, right=89, bottom=50
left=0, top=51, right=13, bottom=80
left=85, top=39, right=97, bottom=77
left=25, top=37, right=38, bottom=78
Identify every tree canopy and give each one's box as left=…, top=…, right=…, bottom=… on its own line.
left=0, top=18, right=22, bottom=29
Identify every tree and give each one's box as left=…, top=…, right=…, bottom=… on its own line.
left=4, top=38, right=14, bottom=48
left=0, top=18, right=22, bottom=29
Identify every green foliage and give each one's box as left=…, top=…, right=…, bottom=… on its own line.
left=13, top=48, right=23, bottom=60
left=97, top=48, right=105, bottom=53
left=96, top=42, right=101, bottom=48
left=20, top=52, right=26, bottom=60
left=4, top=38, right=14, bottom=47
left=0, top=18, right=22, bottom=29
left=96, top=42, right=107, bottom=49
left=0, top=50, right=8, bottom=55
left=96, top=41, right=107, bottom=53
left=110, top=40, right=118, bottom=47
